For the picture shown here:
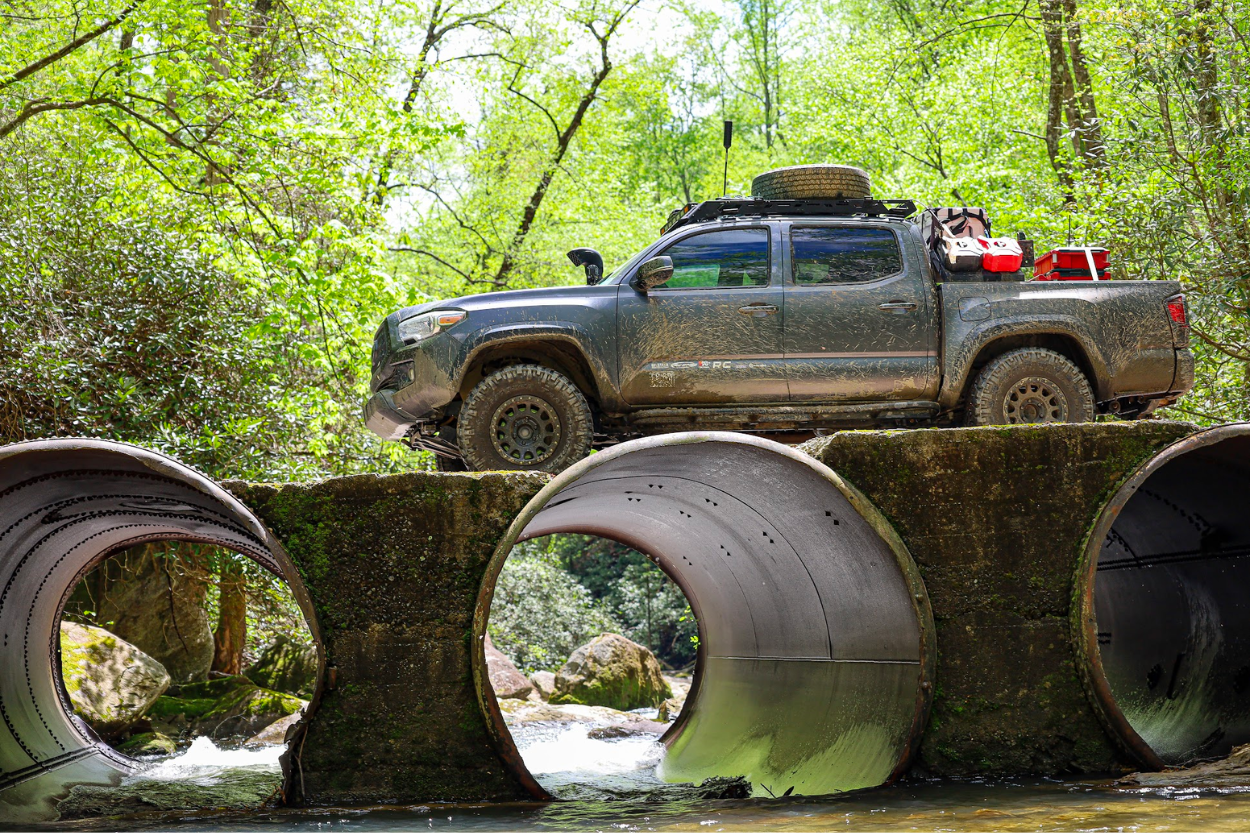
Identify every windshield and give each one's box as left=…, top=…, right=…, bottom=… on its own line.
left=602, top=241, right=662, bottom=284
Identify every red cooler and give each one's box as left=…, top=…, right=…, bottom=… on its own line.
left=1034, top=247, right=1108, bottom=280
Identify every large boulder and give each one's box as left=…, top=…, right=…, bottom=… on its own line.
left=147, top=675, right=306, bottom=741
left=550, top=633, right=671, bottom=711
left=59, top=621, right=170, bottom=739
left=245, top=635, right=318, bottom=698
left=66, top=544, right=215, bottom=684
left=484, top=633, right=533, bottom=700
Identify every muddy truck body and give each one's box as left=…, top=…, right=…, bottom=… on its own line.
left=366, top=200, right=1193, bottom=471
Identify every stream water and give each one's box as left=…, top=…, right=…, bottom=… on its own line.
left=20, top=716, right=1250, bottom=831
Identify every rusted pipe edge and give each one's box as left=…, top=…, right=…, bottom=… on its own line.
left=1070, top=422, right=1250, bottom=771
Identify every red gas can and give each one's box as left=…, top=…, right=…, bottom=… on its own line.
left=979, top=238, right=1024, bottom=272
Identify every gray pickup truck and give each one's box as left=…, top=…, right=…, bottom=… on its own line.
left=366, top=197, right=1193, bottom=472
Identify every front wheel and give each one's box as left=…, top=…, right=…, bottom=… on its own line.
left=458, top=364, right=594, bottom=472
left=964, top=348, right=1095, bottom=426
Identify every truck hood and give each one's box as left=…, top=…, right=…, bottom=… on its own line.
left=389, top=285, right=597, bottom=323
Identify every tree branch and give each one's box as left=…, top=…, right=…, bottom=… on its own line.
left=0, top=1, right=143, bottom=94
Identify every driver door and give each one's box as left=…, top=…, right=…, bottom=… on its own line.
left=616, top=226, right=787, bottom=405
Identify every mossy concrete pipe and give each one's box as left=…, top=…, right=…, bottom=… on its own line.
left=0, top=439, right=323, bottom=824
left=475, top=433, right=936, bottom=800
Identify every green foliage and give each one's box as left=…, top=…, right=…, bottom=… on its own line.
left=3, top=0, right=1247, bottom=476
left=490, top=534, right=697, bottom=672
left=487, top=539, right=621, bottom=675
left=546, top=534, right=697, bottom=668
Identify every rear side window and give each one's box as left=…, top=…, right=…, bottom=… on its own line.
left=791, top=227, right=902, bottom=285
left=656, top=228, right=771, bottom=289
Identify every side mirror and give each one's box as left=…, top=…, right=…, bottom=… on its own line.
left=567, top=248, right=605, bottom=285
left=632, top=256, right=674, bottom=292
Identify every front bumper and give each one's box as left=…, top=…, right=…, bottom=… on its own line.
left=364, top=390, right=418, bottom=441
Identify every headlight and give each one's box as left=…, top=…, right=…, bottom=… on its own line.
left=397, top=309, right=466, bottom=344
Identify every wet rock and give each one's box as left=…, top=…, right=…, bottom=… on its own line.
left=245, top=710, right=304, bottom=747
left=547, top=775, right=752, bottom=802
left=59, top=622, right=170, bottom=739
left=551, top=633, right=671, bottom=711
left=55, top=768, right=281, bottom=820
left=655, top=674, right=690, bottom=721
left=485, top=633, right=533, bottom=700
left=499, top=700, right=641, bottom=725
left=587, top=720, right=668, bottom=739
left=115, top=732, right=177, bottom=757
left=245, top=634, right=318, bottom=698
left=530, top=670, right=556, bottom=701
left=1118, top=743, right=1250, bottom=787
left=148, top=675, right=306, bottom=741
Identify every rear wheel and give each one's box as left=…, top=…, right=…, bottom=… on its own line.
left=964, top=348, right=1095, bottom=426
left=458, top=364, right=594, bottom=472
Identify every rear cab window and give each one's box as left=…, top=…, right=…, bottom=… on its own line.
left=790, top=226, right=903, bottom=285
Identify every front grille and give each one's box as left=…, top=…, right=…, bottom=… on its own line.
left=370, top=324, right=390, bottom=375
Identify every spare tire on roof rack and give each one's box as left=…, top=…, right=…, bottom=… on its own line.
left=751, top=164, right=872, bottom=200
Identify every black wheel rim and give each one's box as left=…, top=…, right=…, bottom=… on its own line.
left=1003, top=376, right=1069, bottom=423
left=491, top=395, right=562, bottom=465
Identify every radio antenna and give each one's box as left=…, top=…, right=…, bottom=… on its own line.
left=722, top=120, right=733, bottom=197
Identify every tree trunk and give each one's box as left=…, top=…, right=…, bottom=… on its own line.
left=212, top=559, right=247, bottom=675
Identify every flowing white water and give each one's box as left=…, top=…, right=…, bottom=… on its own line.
left=518, top=724, right=664, bottom=777
left=505, top=708, right=670, bottom=799
left=132, top=736, right=283, bottom=784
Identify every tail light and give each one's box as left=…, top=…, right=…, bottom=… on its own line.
left=1166, top=296, right=1188, bottom=327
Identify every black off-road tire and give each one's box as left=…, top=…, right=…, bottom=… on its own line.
left=458, top=364, right=593, bottom=472
left=964, top=348, right=1096, bottom=426
left=751, top=165, right=872, bottom=200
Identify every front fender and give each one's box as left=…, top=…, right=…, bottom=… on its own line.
left=939, top=316, right=1110, bottom=409
left=457, top=323, right=620, bottom=409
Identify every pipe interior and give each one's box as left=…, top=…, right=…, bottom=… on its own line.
left=1095, top=432, right=1250, bottom=765
left=0, top=440, right=319, bottom=823
left=493, top=434, right=932, bottom=798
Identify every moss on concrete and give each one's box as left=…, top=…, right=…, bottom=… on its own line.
left=802, top=421, right=1197, bottom=777
left=227, top=470, right=547, bottom=806
left=200, top=422, right=1197, bottom=805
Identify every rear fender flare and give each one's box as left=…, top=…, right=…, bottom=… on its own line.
left=941, top=318, right=1109, bottom=410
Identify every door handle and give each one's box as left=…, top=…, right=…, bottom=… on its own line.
left=738, top=303, right=779, bottom=317
left=878, top=301, right=918, bottom=313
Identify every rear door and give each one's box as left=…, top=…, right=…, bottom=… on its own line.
left=617, top=225, right=787, bottom=405
left=782, top=223, right=940, bottom=401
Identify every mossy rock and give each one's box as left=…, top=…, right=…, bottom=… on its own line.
left=148, top=674, right=306, bottom=741
left=245, top=635, right=318, bottom=698
left=115, top=732, right=177, bottom=757
left=550, top=633, right=672, bottom=711
left=59, top=622, right=170, bottom=739
left=56, top=768, right=280, bottom=819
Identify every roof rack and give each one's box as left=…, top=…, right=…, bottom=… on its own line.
left=662, top=197, right=918, bottom=235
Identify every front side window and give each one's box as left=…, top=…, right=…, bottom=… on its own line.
left=655, top=228, right=771, bottom=290
left=791, top=227, right=902, bottom=285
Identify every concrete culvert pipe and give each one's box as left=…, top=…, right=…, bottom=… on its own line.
left=0, top=439, right=321, bottom=823
left=1079, top=424, right=1250, bottom=768
left=475, top=432, right=935, bottom=799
